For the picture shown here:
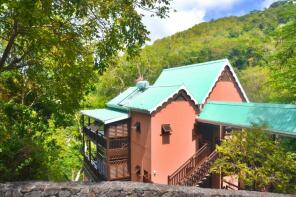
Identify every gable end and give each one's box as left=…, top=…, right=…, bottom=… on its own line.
left=202, top=63, right=249, bottom=104
left=151, top=90, right=199, bottom=116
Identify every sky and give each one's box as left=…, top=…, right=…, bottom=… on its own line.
left=142, top=0, right=279, bottom=43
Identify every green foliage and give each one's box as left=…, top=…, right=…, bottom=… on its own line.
left=211, top=126, right=296, bottom=194
left=238, top=66, right=272, bottom=102
left=0, top=100, right=82, bottom=181
left=0, top=0, right=172, bottom=182
left=44, top=116, right=82, bottom=181
left=0, top=0, right=171, bottom=73
left=93, top=2, right=296, bottom=103
left=270, top=21, right=296, bottom=104
left=0, top=101, right=47, bottom=181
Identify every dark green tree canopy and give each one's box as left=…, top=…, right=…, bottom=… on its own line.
left=0, top=0, right=172, bottom=181
left=0, top=0, right=171, bottom=73
left=211, top=126, right=296, bottom=194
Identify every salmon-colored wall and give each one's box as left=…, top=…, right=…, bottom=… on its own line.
left=207, top=80, right=244, bottom=102
left=150, top=99, right=197, bottom=184
left=130, top=111, right=151, bottom=182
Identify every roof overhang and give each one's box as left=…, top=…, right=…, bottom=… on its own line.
left=81, top=108, right=129, bottom=124
left=197, top=101, right=296, bottom=138
left=197, top=118, right=296, bottom=138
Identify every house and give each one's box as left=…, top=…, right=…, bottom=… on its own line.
left=80, top=59, right=296, bottom=188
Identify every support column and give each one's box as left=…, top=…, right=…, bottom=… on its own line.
left=219, top=125, right=223, bottom=143
left=88, top=139, right=91, bottom=160
left=211, top=125, right=223, bottom=189
left=211, top=173, right=222, bottom=189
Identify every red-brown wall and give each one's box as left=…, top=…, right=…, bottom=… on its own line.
left=150, top=99, right=197, bottom=184
left=130, top=111, right=151, bottom=182
left=207, top=80, right=243, bottom=102
left=207, top=68, right=245, bottom=102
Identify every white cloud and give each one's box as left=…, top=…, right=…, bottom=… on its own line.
left=142, top=8, right=205, bottom=43
left=142, top=0, right=243, bottom=43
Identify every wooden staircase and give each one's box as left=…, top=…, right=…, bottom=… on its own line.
left=168, top=143, right=218, bottom=186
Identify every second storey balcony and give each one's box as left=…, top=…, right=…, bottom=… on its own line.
left=80, top=108, right=131, bottom=181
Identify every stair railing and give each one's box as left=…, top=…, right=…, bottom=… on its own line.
left=185, top=150, right=218, bottom=186
left=168, top=143, right=211, bottom=185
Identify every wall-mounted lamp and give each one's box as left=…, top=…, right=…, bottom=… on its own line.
left=153, top=170, right=157, bottom=176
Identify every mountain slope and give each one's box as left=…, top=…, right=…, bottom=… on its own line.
left=88, top=1, right=296, bottom=107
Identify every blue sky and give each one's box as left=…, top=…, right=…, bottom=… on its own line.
left=142, top=0, right=277, bottom=43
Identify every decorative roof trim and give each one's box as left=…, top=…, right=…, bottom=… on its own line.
left=129, top=85, right=198, bottom=114
left=201, top=59, right=249, bottom=104
left=149, top=85, right=198, bottom=114
left=227, top=60, right=249, bottom=102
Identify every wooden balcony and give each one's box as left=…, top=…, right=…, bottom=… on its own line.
left=83, top=155, right=107, bottom=181
left=107, top=147, right=129, bottom=160
left=83, top=126, right=106, bottom=148
left=109, top=159, right=130, bottom=180
left=83, top=154, right=130, bottom=181
left=82, top=118, right=131, bottom=181
left=107, top=122, right=128, bottom=138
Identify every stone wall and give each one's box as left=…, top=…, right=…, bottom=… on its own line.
left=0, top=181, right=294, bottom=197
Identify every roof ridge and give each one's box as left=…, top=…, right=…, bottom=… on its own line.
left=149, top=84, right=183, bottom=88
left=207, top=101, right=296, bottom=109
left=116, top=87, right=139, bottom=105
left=163, top=58, right=228, bottom=71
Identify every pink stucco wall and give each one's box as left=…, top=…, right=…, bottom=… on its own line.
left=130, top=111, right=151, bottom=182
left=150, top=99, right=197, bottom=184
left=207, top=80, right=244, bottom=102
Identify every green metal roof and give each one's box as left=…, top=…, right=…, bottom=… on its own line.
left=106, top=84, right=197, bottom=113
left=106, top=59, right=248, bottom=112
left=107, top=85, right=197, bottom=113
left=198, top=101, right=296, bottom=136
left=80, top=108, right=128, bottom=124
left=124, top=85, right=196, bottom=113
left=107, top=87, right=138, bottom=111
left=153, top=59, right=248, bottom=103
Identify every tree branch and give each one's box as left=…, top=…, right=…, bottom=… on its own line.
left=0, top=20, right=18, bottom=69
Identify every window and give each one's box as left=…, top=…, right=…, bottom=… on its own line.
left=161, top=124, right=172, bottom=135
left=135, top=122, right=141, bottom=133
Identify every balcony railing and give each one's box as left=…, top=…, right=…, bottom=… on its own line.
left=82, top=121, right=130, bottom=181
left=109, top=138, right=129, bottom=149
left=83, top=154, right=130, bottom=181
left=83, top=126, right=106, bottom=148
left=109, top=159, right=130, bottom=180
left=168, top=143, right=211, bottom=185
left=83, top=155, right=107, bottom=180
left=107, top=147, right=129, bottom=160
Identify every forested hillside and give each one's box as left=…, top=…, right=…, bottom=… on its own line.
left=90, top=1, right=296, bottom=106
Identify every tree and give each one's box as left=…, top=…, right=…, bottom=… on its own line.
left=0, top=0, right=172, bottom=181
left=270, top=20, right=296, bottom=104
left=0, top=0, right=171, bottom=73
left=211, top=126, right=296, bottom=194
left=238, top=66, right=272, bottom=102
left=92, top=2, right=296, bottom=105
left=0, top=100, right=47, bottom=181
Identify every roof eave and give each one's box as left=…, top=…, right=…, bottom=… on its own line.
left=197, top=118, right=296, bottom=138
